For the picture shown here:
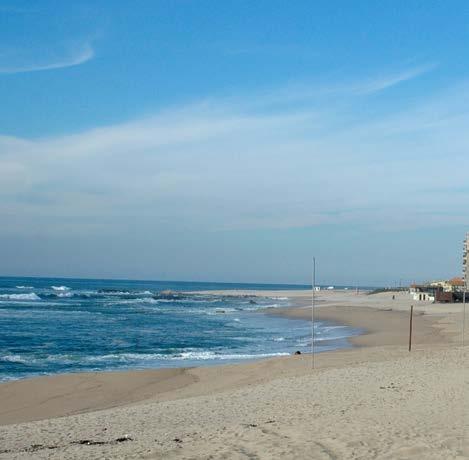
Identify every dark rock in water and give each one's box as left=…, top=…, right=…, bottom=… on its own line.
left=222, top=294, right=257, bottom=299
left=294, top=351, right=302, bottom=355
left=249, top=300, right=257, bottom=305
left=153, top=290, right=185, bottom=301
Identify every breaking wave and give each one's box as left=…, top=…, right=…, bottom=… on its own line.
left=1, top=351, right=291, bottom=366
left=0, top=293, right=41, bottom=301
left=0, top=277, right=361, bottom=382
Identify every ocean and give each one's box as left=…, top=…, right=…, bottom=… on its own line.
left=0, top=277, right=361, bottom=382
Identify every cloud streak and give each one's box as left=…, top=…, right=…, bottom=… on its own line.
left=0, top=66, right=467, bottom=241
left=352, top=63, right=437, bottom=95
left=0, top=42, right=94, bottom=74
left=226, top=63, right=436, bottom=113
left=1, top=66, right=468, bottom=283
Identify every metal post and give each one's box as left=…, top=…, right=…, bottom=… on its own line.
left=409, top=305, right=414, bottom=352
left=311, top=257, right=315, bottom=368
left=464, top=234, right=468, bottom=346
left=463, top=288, right=466, bottom=347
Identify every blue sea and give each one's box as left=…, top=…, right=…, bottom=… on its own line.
left=0, top=277, right=361, bottom=382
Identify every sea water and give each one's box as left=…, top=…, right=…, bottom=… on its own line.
left=0, top=277, right=361, bottom=381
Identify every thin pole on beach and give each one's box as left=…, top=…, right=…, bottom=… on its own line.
left=463, top=288, right=466, bottom=347
left=408, top=305, right=414, bottom=352
left=312, top=257, right=316, bottom=369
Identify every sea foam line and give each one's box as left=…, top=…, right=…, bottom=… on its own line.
left=1, top=351, right=291, bottom=365
left=0, top=293, right=41, bottom=301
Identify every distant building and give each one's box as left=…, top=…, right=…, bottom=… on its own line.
left=429, top=277, right=464, bottom=292
left=409, top=284, right=435, bottom=302
left=448, top=277, right=464, bottom=290
left=407, top=233, right=469, bottom=303
left=410, top=277, right=464, bottom=303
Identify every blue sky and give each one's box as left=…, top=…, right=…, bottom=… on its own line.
left=1, top=1, right=469, bottom=285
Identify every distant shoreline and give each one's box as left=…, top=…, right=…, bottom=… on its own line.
left=223, top=288, right=455, bottom=349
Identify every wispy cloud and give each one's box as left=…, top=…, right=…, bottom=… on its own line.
left=224, top=63, right=437, bottom=112
left=353, top=63, right=438, bottom=94
left=0, top=69, right=467, bottom=240
left=0, top=42, right=95, bottom=74
left=1, top=64, right=468, bottom=283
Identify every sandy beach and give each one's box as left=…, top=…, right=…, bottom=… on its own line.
left=0, top=290, right=467, bottom=459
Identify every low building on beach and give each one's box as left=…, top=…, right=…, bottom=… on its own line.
left=410, top=277, right=465, bottom=303
left=408, top=232, right=468, bottom=303
left=409, top=284, right=435, bottom=302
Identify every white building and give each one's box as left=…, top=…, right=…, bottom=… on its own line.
left=411, top=292, right=434, bottom=302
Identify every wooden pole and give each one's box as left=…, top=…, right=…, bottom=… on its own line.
left=408, top=305, right=414, bottom=352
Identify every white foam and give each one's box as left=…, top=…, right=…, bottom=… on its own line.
left=171, top=351, right=290, bottom=361
left=0, top=375, right=19, bottom=382
left=1, top=354, right=27, bottom=363
left=0, top=293, right=41, bottom=301
left=51, top=286, right=70, bottom=291
left=16, top=286, right=33, bottom=289
left=83, top=350, right=290, bottom=363
left=314, top=334, right=352, bottom=342
left=322, top=325, right=347, bottom=332
left=122, top=297, right=160, bottom=305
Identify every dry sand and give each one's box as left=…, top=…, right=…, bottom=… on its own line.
left=0, top=290, right=467, bottom=459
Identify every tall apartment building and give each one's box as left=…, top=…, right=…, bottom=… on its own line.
left=464, top=233, right=469, bottom=289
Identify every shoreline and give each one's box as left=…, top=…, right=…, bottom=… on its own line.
left=0, top=289, right=462, bottom=426
left=267, top=300, right=454, bottom=349
left=0, top=290, right=334, bottom=426
left=0, top=289, right=467, bottom=459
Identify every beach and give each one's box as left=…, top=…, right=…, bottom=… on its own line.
left=0, top=290, right=468, bottom=459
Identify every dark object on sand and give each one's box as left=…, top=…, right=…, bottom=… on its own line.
left=294, top=350, right=301, bottom=355
left=115, top=436, right=133, bottom=443
left=72, top=436, right=132, bottom=446
left=73, top=440, right=107, bottom=446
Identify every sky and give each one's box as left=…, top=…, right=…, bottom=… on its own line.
left=1, top=1, right=469, bottom=286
